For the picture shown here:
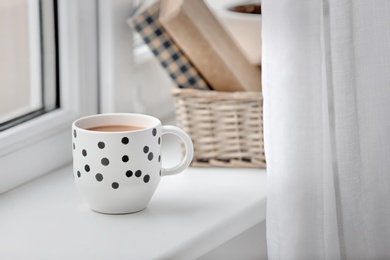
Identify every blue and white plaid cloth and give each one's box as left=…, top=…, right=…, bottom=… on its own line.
left=131, top=2, right=211, bottom=90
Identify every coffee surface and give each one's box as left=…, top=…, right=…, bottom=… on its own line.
left=87, top=125, right=144, bottom=132
left=229, top=4, right=261, bottom=14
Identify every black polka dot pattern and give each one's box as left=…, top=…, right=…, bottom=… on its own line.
left=98, top=142, right=105, bottom=149
left=121, top=137, right=129, bottom=145
left=74, top=132, right=162, bottom=190
left=101, top=158, right=109, bottom=166
left=95, top=173, right=103, bottom=182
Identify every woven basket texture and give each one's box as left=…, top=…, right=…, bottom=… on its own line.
left=172, top=88, right=266, bottom=168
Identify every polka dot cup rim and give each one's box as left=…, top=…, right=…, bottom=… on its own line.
left=73, top=113, right=161, bottom=134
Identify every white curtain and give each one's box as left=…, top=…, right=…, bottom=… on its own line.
left=262, top=0, right=390, bottom=259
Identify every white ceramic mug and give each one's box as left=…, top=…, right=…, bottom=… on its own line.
left=72, top=113, right=194, bottom=214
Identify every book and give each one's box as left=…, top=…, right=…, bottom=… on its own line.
left=159, top=0, right=261, bottom=92
left=130, top=2, right=211, bottom=90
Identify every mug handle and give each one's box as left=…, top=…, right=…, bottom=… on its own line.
left=161, top=125, right=194, bottom=176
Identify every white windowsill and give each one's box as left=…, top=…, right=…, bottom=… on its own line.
left=0, top=136, right=267, bottom=259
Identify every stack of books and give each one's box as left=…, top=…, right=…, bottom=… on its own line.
left=130, top=0, right=261, bottom=93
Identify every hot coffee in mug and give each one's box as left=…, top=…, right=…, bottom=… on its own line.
left=72, top=113, right=194, bottom=214
left=87, top=125, right=144, bottom=132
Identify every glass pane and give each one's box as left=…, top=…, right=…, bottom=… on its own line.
left=0, top=0, right=58, bottom=129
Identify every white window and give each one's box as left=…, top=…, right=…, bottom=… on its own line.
left=0, top=0, right=52, bottom=127
left=0, top=0, right=175, bottom=194
left=0, top=0, right=98, bottom=193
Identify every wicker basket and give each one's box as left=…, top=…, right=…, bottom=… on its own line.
left=171, top=88, right=266, bottom=168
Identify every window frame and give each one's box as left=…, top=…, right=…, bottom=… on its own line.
left=0, top=0, right=98, bottom=194
left=0, top=0, right=42, bottom=125
left=98, top=0, right=136, bottom=113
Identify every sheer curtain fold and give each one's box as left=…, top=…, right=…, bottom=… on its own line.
left=263, top=0, right=390, bottom=259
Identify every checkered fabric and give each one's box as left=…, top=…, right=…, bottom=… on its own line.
left=131, top=2, right=211, bottom=90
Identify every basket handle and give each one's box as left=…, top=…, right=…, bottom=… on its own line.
left=161, top=125, right=194, bottom=176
